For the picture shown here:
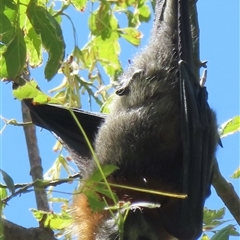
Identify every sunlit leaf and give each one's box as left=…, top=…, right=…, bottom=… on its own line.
left=120, top=27, right=142, bottom=46
left=81, top=33, right=121, bottom=77
left=19, top=0, right=29, bottom=29
left=13, top=80, right=48, bottom=102
left=219, top=116, right=240, bottom=138
left=31, top=209, right=72, bottom=230
left=100, top=93, right=114, bottom=114
left=138, top=4, right=151, bottom=22
left=25, top=27, right=42, bottom=67
left=58, top=155, right=72, bottom=175
left=126, top=11, right=140, bottom=28
left=126, top=0, right=137, bottom=7
left=27, top=0, right=65, bottom=80
left=89, top=3, right=118, bottom=39
left=231, top=167, right=240, bottom=179
left=71, top=0, right=87, bottom=12
left=201, top=234, right=210, bottom=240
left=0, top=187, right=7, bottom=211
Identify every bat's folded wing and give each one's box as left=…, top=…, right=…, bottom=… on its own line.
left=162, top=62, right=216, bottom=239
left=24, top=99, right=105, bottom=159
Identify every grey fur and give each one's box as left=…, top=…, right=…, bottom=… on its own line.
left=92, top=0, right=218, bottom=239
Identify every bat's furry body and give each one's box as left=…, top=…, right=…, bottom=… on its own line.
left=24, top=0, right=218, bottom=239
left=92, top=1, right=218, bottom=238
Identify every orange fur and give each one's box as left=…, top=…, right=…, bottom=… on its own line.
left=70, top=193, right=104, bottom=240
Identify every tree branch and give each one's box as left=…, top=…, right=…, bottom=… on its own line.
left=212, top=159, right=240, bottom=225
left=1, top=173, right=80, bottom=204
left=2, top=218, right=57, bottom=240
left=21, top=69, right=49, bottom=212
left=22, top=99, right=50, bottom=212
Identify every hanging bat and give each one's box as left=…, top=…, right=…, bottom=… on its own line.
left=23, top=0, right=218, bottom=239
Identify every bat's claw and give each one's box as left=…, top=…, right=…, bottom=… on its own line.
left=178, top=60, right=184, bottom=65
left=200, top=60, right=208, bottom=68
left=200, top=69, right=207, bottom=87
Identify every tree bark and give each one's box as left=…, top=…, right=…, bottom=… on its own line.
left=2, top=218, right=57, bottom=240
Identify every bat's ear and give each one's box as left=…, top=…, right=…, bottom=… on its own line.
left=115, top=85, right=130, bottom=96
left=116, top=69, right=144, bottom=96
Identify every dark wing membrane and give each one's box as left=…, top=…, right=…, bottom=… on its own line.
left=159, top=64, right=212, bottom=240
left=24, top=99, right=105, bottom=158
left=178, top=63, right=212, bottom=239
left=161, top=1, right=216, bottom=239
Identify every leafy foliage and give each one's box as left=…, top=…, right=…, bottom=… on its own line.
left=31, top=208, right=72, bottom=230
left=26, top=0, right=66, bottom=80
left=1, top=0, right=151, bottom=108
left=202, top=208, right=240, bottom=239
left=0, top=0, right=239, bottom=239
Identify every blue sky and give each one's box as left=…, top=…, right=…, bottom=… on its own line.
left=0, top=0, right=239, bottom=239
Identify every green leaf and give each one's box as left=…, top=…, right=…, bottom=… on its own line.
left=203, top=207, right=226, bottom=229
left=138, top=4, right=151, bottom=22
left=0, top=30, right=26, bottom=80
left=126, top=11, right=140, bottom=28
left=58, top=155, right=72, bottom=175
left=81, top=33, right=121, bottom=77
left=0, top=187, right=7, bottom=211
left=82, top=165, right=119, bottom=206
left=19, top=0, right=29, bottom=29
left=0, top=187, right=7, bottom=202
left=71, top=0, right=88, bottom=11
left=201, top=234, right=210, bottom=240
left=229, top=228, right=240, bottom=236
left=0, top=169, right=15, bottom=194
left=31, top=209, right=72, bottom=230
left=84, top=190, right=106, bottom=212
left=87, top=164, right=118, bottom=183
left=126, top=0, right=137, bottom=7
left=25, top=27, right=42, bottom=67
left=88, top=3, right=118, bottom=39
left=0, top=0, right=18, bottom=45
left=100, top=93, right=114, bottom=114
left=211, top=225, right=235, bottom=240
left=93, top=184, right=118, bottom=200
left=120, top=27, right=142, bottom=46
left=137, top=0, right=145, bottom=7
left=219, top=116, right=240, bottom=138
left=27, top=0, right=65, bottom=80
left=13, top=79, right=60, bottom=104
left=231, top=167, right=240, bottom=179
left=13, top=80, right=49, bottom=103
